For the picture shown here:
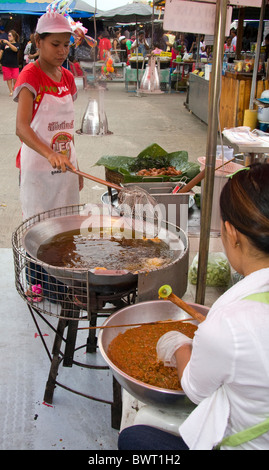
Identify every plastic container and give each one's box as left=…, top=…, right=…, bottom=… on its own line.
left=198, top=157, right=244, bottom=231
left=257, top=106, right=269, bottom=123
left=258, top=122, right=269, bottom=132
left=216, top=145, right=234, bottom=161
left=204, top=64, right=212, bottom=80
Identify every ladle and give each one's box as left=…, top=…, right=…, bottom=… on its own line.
left=158, top=285, right=205, bottom=323
left=67, top=167, right=160, bottom=226
left=67, top=167, right=122, bottom=191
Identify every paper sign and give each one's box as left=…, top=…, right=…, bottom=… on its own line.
left=163, top=0, right=232, bottom=36
left=196, top=0, right=262, bottom=3
left=230, top=0, right=262, bottom=6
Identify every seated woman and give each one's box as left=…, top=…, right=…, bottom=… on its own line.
left=118, top=163, right=269, bottom=450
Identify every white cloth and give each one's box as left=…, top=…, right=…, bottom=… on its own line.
left=20, top=92, right=79, bottom=219
left=179, top=268, right=269, bottom=450
left=156, top=331, right=192, bottom=367
left=231, top=36, right=237, bottom=48
left=179, top=386, right=230, bottom=450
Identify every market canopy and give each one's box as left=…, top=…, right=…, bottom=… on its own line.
left=0, top=0, right=100, bottom=17
left=95, top=2, right=161, bottom=24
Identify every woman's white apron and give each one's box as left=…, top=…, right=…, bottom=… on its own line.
left=20, top=90, right=79, bottom=220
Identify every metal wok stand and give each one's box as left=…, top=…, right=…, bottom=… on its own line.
left=22, top=284, right=137, bottom=430
left=12, top=205, right=138, bottom=430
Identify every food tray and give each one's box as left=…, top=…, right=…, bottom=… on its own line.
left=105, top=167, right=186, bottom=185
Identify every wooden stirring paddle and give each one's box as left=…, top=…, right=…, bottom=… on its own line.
left=158, top=285, right=206, bottom=323
left=77, top=318, right=192, bottom=331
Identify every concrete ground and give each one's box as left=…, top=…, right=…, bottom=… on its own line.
left=0, top=74, right=224, bottom=451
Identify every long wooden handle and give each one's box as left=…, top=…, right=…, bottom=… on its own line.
left=167, top=293, right=205, bottom=323
left=67, top=167, right=122, bottom=191
left=177, top=157, right=235, bottom=194
left=77, top=318, right=191, bottom=331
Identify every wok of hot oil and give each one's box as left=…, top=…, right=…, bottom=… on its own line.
left=37, top=228, right=178, bottom=272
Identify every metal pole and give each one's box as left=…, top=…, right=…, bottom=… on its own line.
left=195, top=0, right=228, bottom=305
left=249, top=0, right=266, bottom=109
left=93, top=0, right=97, bottom=82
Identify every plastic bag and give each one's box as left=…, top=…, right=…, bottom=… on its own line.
left=188, top=252, right=231, bottom=287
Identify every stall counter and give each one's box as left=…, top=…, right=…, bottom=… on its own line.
left=188, top=71, right=269, bottom=130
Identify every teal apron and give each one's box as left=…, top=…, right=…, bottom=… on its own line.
left=214, top=292, right=269, bottom=449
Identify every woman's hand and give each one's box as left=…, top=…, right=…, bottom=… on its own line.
left=47, top=151, right=76, bottom=172
left=156, top=331, right=192, bottom=368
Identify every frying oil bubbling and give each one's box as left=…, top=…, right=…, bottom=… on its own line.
left=37, top=228, right=177, bottom=273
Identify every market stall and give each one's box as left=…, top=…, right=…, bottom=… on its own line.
left=188, top=70, right=269, bottom=128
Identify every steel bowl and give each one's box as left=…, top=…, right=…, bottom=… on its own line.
left=99, top=300, right=209, bottom=408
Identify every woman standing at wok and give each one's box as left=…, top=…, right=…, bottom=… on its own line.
left=118, top=163, right=269, bottom=450
left=13, top=12, right=83, bottom=221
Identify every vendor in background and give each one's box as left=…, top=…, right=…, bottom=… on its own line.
left=230, top=28, right=237, bottom=49
left=98, top=31, right=111, bottom=61
left=112, top=30, right=121, bottom=63
left=130, top=30, right=150, bottom=57
left=264, top=34, right=269, bottom=63
left=0, top=30, right=20, bottom=96
left=160, top=31, right=174, bottom=52
left=224, top=36, right=236, bottom=53
left=176, top=32, right=188, bottom=55
left=170, top=41, right=179, bottom=67
left=118, top=163, right=269, bottom=451
left=201, top=44, right=213, bottom=61
left=165, top=31, right=175, bottom=51
left=199, top=34, right=206, bottom=58
left=189, top=34, right=198, bottom=58
left=118, top=35, right=127, bottom=62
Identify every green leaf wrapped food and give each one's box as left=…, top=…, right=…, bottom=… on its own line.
left=95, top=143, right=200, bottom=184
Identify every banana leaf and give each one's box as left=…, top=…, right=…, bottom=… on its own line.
left=95, top=144, right=200, bottom=184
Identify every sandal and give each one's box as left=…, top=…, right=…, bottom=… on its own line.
left=26, top=284, right=43, bottom=302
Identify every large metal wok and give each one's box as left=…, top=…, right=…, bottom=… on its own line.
left=21, top=205, right=189, bottom=300
left=99, top=300, right=209, bottom=409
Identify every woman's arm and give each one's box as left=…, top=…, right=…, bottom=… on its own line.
left=175, top=343, right=192, bottom=380
left=3, top=40, right=18, bottom=52
left=16, top=87, right=76, bottom=172
left=28, top=50, right=39, bottom=60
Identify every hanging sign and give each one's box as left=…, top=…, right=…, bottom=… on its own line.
left=163, top=0, right=233, bottom=35
left=230, top=0, right=262, bottom=5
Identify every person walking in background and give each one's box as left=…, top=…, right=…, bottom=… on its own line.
left=0, top=29, right=20, bottom=96
left=98, top=31, right=111, bottom=61
left=24, top=33, right=39, bottom=65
